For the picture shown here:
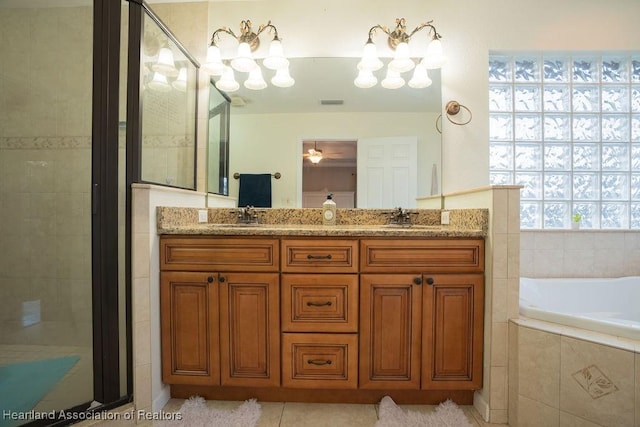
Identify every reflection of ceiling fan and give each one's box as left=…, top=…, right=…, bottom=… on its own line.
left=305, top=142, right=323, bottom=164
left=303, top=141, right=345, bottom=164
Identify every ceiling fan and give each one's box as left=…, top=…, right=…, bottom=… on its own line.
left=303, top=141, right=345, bottom=164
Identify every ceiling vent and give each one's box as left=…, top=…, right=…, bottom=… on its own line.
left=320, top=99, right=344, bottom=105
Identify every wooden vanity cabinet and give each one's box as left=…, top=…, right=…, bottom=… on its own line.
left=160, top=234, right=485, bottom=400
left=280, top=238, right=359, bottom=389
left=360, top=239, right=484, bottom=391
left=160, top=236, right=280, bottom=387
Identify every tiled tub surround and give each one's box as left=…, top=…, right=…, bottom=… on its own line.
left=509, top=318, right=639, bottom=427
left=513, top=230, right=640, bottom=426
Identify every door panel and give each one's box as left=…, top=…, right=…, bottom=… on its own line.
left=357, top=136, right=418, bottom=208
left=359, top=274, right=422, bottom=389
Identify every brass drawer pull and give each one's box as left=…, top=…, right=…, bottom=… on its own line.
left=306, top=301, right=333, bottom=307
left=307, top=359, right=332, bottom=366
left=306, top=254, right=332, bottom=260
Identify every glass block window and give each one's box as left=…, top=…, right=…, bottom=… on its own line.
left=489, top=53, right=640, bottom=229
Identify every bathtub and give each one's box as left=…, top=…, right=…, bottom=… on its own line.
left=519, top=276, right=640, bottom=341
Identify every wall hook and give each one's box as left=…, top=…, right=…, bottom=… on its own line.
left=436, top=100, right=472, bottom=133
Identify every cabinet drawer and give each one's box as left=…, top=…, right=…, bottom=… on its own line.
left=281, top=274, right=358, bottom=333
left=281, top=239, right=358, bottom=273
left=161, top=236, right=279, bottom=272
left=360, top=239, right=484, bottom=273
left=282, top=333, right=358, bottom=389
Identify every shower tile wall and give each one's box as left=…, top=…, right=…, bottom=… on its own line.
left=521, top=231, right=640, bottom=277
left=0, top=6, right=93, bottom=347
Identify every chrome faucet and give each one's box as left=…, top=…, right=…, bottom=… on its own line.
left=386, top=207, right=416, bottom=226
left=236, top=205, right=259, bottom=224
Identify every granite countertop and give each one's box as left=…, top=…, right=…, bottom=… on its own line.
left=157, top=207, right=488, bottom=238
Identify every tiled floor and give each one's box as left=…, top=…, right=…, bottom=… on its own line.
left=87, top=399, right=508, bottom=426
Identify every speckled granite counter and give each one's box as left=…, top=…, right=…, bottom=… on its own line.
left=157, top=207, right=488, bottom=238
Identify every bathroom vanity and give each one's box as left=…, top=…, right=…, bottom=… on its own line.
left=157, top=208, right=487, bottom=404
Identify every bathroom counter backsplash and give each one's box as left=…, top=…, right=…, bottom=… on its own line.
left=156, top=207, right=488, bottom=238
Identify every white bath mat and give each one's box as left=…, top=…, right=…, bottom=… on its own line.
left=376, top=396, right=473, bottom=427
left=157, top=396, right=261, bottom=427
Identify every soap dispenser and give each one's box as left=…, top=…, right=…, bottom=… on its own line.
left=322, top=193, right=337, bottom=226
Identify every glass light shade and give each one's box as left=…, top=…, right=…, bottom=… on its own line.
left=308, top=149, right=323, bottom=164
left=271, top=66, right=295, bottom=88
left=231, top=42, right=257, bottom=72
left=408, top=65, right=432, bottom=89
left=147, top=72, right=171, bottom=92
left=152, top=47, right=178, bottom=77
left=421, top=38, right=447, bottom=69
left=202, top=45, right=224, bottom=76
left=263, top=39, right=289, bottom=70
left=388, top=42, right=415, bottom=73
left=215, top=66, right=240, bottom=92
left=381, top=68, right=405, bottom=89
left=244, top=67, right=267, bottom=90
left=354, top=69, right=378, bottom=89
left=172, top=67, right=188, bottom=91
left=357, top=41, right=383, bottom=71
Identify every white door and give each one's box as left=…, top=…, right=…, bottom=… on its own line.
left=357, top=136, right=418, bottom=208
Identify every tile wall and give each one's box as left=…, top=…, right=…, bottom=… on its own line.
left=429, top=185, right=522, bottom=423
left=509, top=320, right=639, bottom=426
left=521, top=230, right=640, bottom=278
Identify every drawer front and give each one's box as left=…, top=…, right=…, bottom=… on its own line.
left=360, top=239, right=484, bottom=273
left=281, top=333, right=358, bottom=389
left=281, top=239, right=358, bottom=273
left=281, top=274, right=358, bottom=333
left=161, top=236, right=279, bottom=272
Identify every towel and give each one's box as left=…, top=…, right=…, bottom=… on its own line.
left=238, top=174, right=272, bottom=207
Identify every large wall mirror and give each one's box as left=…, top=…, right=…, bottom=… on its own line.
left=207, top=83, right=230, bottom=195
left=218, top=56, right=442, bottom=208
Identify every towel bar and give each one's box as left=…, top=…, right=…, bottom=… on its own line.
left=234, top=172, right=281, bottom=179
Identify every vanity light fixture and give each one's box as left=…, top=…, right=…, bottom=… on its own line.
left=203, top=20, right=294, bottom=92
left=355, top=18, right=446, bottom=89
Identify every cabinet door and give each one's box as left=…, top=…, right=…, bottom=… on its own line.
left=359, top=274, right=422, bottom=389
left=160, top=272, right=219, bottom=385
left=421, top=274, right=484, bottom=390
left=219, top=272, right=280, bottom=387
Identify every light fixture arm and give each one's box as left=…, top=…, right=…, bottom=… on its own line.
left=209, top=20, right=281, bottom=51
left=366, top=18, right=441, bottom=50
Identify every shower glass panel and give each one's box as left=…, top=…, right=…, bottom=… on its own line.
left=208, top=84, right=230, bottom=195
left=0, top=1, right=94, bottom=421
left=140, top=10, right=198, bottom=189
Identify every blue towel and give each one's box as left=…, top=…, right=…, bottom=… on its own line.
left=238, top=174, right=272, bottom=207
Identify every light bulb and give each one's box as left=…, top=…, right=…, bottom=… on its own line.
left=421, top=38, right=447, bottom=69
left=171, top=67, right=188, bottom=91
left=388, top=42, right=415, bottom=73
left=381, top=68, right=405, bottom=89
left=152, top=47, right=178, bottom=77
left=271, top=66, right=295, bottom=88
left=244, top=67, right=267, bottom=90
left=215, top=66, right=240, bottom=92
left=408, top=65, right=432, bottom=89
left=147, top=72, right=171, bottom=92
left=202, top=45, right=224, bottom=76
left=263, top=39, right=289, bottom=70
left=231, top=42, right=257, bottom=72
left=357, top=41, right=383, bottom=71
left=354, top=69, right=377, bottom=89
